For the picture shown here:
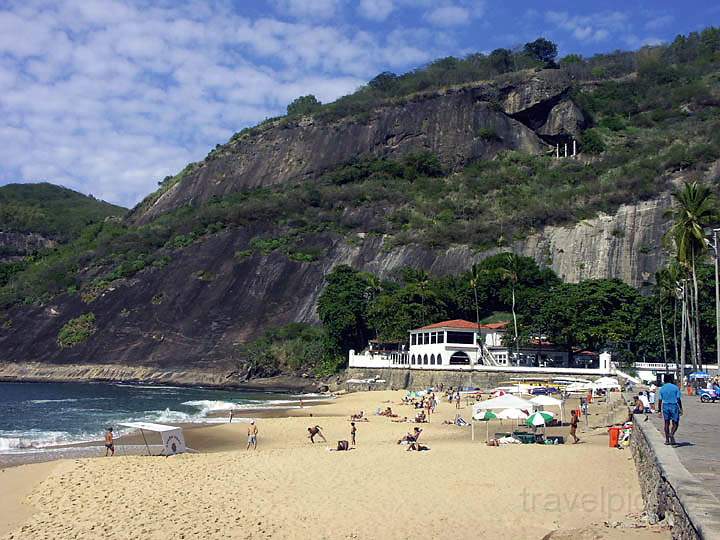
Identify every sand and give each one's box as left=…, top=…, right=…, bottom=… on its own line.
left=0, top=390, right=669, bottom=539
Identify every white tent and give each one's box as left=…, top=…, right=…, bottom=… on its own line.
left=118, top=422, right=187, bottom=455
left=530, top=395, right=565, bottom=423
left=473, top=394, right=534, bottom=413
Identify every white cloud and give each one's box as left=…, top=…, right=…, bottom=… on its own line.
left=271, top=0, right=343, bottom=20
left=545, top=10, right=629, bottom=43
left=645, top=14, right=673, bottom=31
left=424, top=5, right=470, bottom=27
left=0, top=0, right=438, bottom=207
left=358, top=0, right=395, bottom=21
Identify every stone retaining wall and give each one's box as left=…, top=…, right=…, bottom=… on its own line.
left=343, top=367, right=525, bottom=390
left=630, top=417, right=704, bottom=539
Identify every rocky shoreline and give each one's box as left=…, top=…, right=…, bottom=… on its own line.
left=0, top=361, right=323, bottom=393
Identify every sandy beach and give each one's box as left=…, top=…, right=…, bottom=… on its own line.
left=0, top=390, right=669, bottom=539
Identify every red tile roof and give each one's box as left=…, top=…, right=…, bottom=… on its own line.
left=417, top=319, right=508, bottom=330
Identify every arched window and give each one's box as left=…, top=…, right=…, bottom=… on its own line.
left=430, top=354, right=435, bottom=365
left=437, top=354, right=442, bottom=365
left=411, top=355, right=415, bottom=365
left=423, top=354, right=429, bottom=365
left=449, top=351, right=470, bottom=365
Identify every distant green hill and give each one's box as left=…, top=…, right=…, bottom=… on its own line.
left=0, top=183, right=126, bottom=241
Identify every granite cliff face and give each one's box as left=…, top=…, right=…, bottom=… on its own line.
left=0, top=68, right=678, bottom=382
left=0, top=191, right=672, bottom=376
left=132, top=69, right=581, bottom=224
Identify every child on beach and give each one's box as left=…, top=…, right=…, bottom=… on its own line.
left=247, top=421, right=258, bottom=450
left=104, top=427, right=114, bottom=456
left=350, top=422, right=357, bottom=446
left=569, top=410, right=580, bottom=444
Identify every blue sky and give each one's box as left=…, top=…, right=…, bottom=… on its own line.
left=0, top=0, right=717, bottom=207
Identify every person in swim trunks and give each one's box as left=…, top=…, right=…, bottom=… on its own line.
left=657, top=374, right=683, bottom=446
left=105, top=427, right=115, bottom=456
left=247, top=420, right=258, bottom=450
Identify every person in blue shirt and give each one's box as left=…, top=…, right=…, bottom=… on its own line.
left=657, top=374, right=683, bottom=446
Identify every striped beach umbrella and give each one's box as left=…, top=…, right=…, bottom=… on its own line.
left=472, top=410, right=497, bottom=441
left=526, top=411, right=554, bottom=427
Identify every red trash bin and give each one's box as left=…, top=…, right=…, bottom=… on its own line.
left=608, top=426, right=621, bottom=448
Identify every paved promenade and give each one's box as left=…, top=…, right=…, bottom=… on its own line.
left=648, top=395, right=720, bottom=503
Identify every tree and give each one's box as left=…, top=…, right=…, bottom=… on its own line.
left=580, top=128, right=606, bottom=154
left=666, top=181, right=717, bottom=371
left=368, top=71, right=398, bottom=92
left=499, top=253, right=522, bottom=360
left=523, top=38, right=558, bottom=66
left=489, top=48, right=513, bottom=73
left=287, top=95, right=322, bottom=117
left=317, top=265, right=372, bottom=352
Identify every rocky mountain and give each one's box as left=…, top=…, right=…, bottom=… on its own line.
left=132, top=69, right=584, bottom=224
left=2, top=31, right=720, bottom=385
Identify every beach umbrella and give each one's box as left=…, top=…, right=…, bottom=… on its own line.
left=689, top=371, right=709, bottom=380
left=530, top=395, right=564, bottom=423
left=472, top=410, right=497, bottom=442
left=526, top=411, right=554, bottom=427
left=495, top=408, right=528, bottom=427
left=473, top=410, right=498, bottom=421
left=491, top=389, right=506, bottom=398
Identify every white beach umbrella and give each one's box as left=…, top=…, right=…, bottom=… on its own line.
left=496, top=408, right=529, bottom=420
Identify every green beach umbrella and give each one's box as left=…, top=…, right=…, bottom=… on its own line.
left=526, top=411, right=553, bottom=427
left=475, top=411, right=498, bottom=421
left=472, top=410, right=498, bottom=442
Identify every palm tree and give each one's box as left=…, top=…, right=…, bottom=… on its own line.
left=667, top=181, right=717, bottom=372
left=500, top=253, right=521, bottom=362
left=469, top=263, right=484, bottom=367
left=655, top=270, right=672, bottom=369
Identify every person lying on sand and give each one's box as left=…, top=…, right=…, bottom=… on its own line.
left=308, top=425, right=327, bottom=443
left=391, top=416, right=409, bottom=423
left=350, top=411, right=366, bottom=421
left=407, top=442, right=430, bottom=451
left=415, top=411, right=427, bottom=423
left=379, top=407, right=398, bottom=417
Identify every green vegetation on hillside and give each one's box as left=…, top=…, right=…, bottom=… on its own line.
left=2, top=29, right=720, bottom=324
left=57, top=313, right=97, bottom=349
left=0, top=183, right=126, bottom=240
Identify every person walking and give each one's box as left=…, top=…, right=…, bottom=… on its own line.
left=247, top=420, right=258, bottom=450
left=658, top=374, right=683, bottom=446
left=104, top=427, right=115, bottom=457
left=569, top=410, right=580, bottom=444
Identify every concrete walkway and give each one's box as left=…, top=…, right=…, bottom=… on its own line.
left=641, top=394, right=720, bottom=538
left=649, top=396, right=720, bottom=502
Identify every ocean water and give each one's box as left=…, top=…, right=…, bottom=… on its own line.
left=0, top=381, right=318, bottom=453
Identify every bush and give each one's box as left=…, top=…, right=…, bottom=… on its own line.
left=581, top=129, right=606, bottom=154
left=57, top=313, right=96, bottom=349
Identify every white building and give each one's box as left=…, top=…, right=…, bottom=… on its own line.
left=349, top=318, right=614, bottom=375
